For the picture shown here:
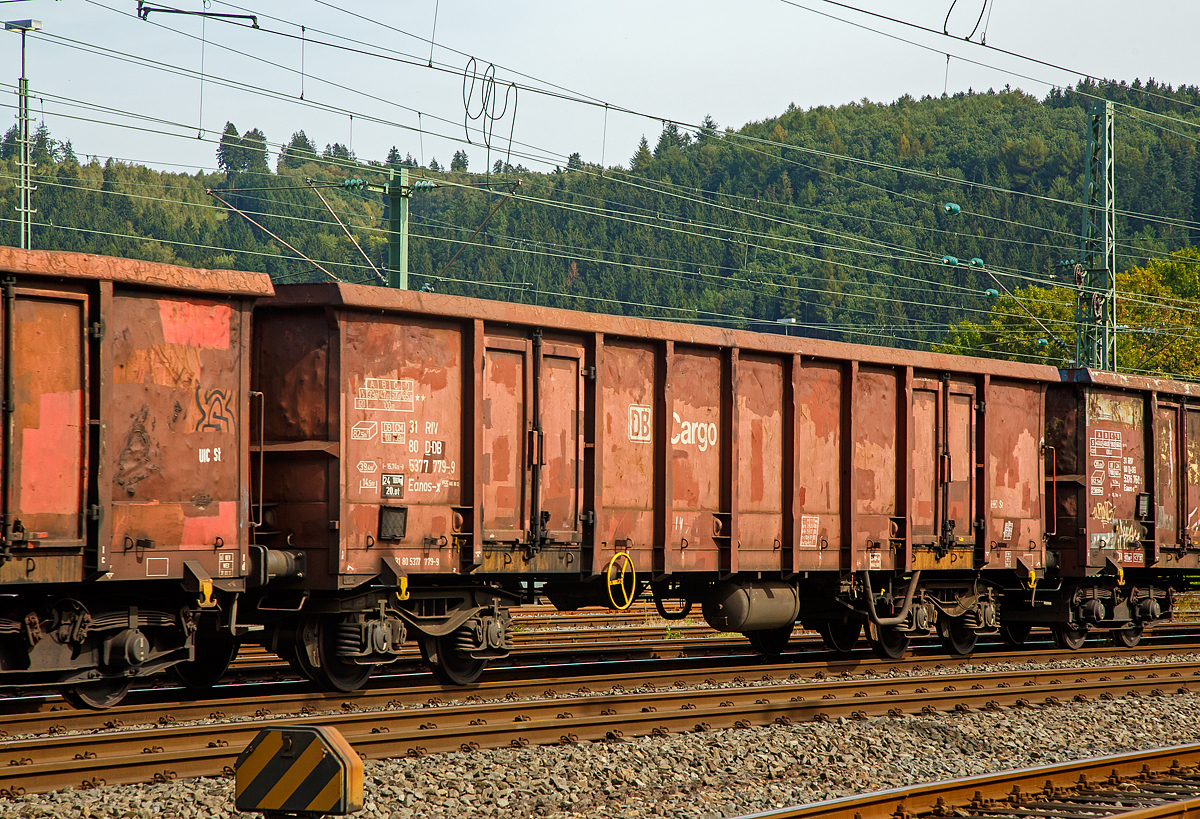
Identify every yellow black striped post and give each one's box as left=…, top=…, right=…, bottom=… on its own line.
left=234, top=726, right=363, bottom=816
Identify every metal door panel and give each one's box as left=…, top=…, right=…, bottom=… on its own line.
left=794, top=360, right=842, bottom=569
left=1185, top=409, right=1200, bottom=547
left=1156, top=405, right=1178, bottom=549
left=911, top=389, right=938, bottom=537
left=539, top=349, right=583, bottom=540
left=481, top=345, right=528, bottom=538
left=737, top=356, right=784, bottom=570
left=109, top=294, right=241, bottom=561
left=598, top=341, right=656, bottom=571
left=340, top=315, right=462, bottom=576
left=854, top=369, right=897, bottom=571
left=984, top=380, right=1044, bottom=569
left=669, top=348, right=722, bottom=571
left=8, top=293, right=86, bottom=543
left=945, top=389, right=975, bottom=537
left=1085, top=391, right=1146, bottom=567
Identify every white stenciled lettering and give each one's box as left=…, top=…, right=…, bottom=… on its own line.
left=670, top=412, right=718, bottom=452
left=628, top=404, right=652, bottom=443
left=198, top=448, right=211, bottom=463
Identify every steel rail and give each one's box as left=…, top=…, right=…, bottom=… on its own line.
left=2, top=659, right=1198, bottom=796
left=732, top=744, right=1200, bottom=819
left=5, top=638, right=1200, bottom=728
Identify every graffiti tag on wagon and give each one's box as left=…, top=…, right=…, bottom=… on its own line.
left=1092, top=499, right=1116, bottom=527
left=194, top=385, right=235, bottom=433
left=354, top=377, right=415, bottom=412
left=1113, top=519, right=1143, bottom=548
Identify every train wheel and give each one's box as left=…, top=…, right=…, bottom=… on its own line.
left=1000, top=621, right=1032, bottom=646
left=1112, top=624, right=1143, bottom=648
left=421, top=634, right=487, bottom=686
left=168, top=632, right=238, bottom=691
left=290, top=619, right=375, bottom=693
left=60, top=678, right=132, bottom=710
left=1052, top=624, right=1087, bottom=650
left=868, top=624, right=909, bottom=660
left=937, top=616, right=977, bottom=656
left=746, top=623, right=793, bottom=656
left=817, top=616, right=863, bottom=654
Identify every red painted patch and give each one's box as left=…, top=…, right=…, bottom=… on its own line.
left=180, top=500, right=237, bottom=549
left=19, top=390, right=83, bottom=516
left=158, top=300, right=231, bottom=349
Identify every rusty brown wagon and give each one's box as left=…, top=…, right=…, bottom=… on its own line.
left=0, top=248, right=1188, bottom=705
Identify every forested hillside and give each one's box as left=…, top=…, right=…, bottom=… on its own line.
left=2, top=80, right=1198, bottom=369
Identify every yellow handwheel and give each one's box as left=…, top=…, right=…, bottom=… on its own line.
left=605, top=552, right=637, bottom=610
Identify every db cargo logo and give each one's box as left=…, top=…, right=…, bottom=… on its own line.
left=357, top=460, right=378, bottom=474
left=628, top=404, right=652, bottom=443
left=671, top=412, right=718, bottom=452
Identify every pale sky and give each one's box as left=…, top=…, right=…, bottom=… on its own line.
left=2, top=1, right=1196, bottom=174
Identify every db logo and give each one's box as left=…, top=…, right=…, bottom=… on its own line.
left=357, top=460, right=378, bottom=474
left=628, top=404, right=652, bottom=443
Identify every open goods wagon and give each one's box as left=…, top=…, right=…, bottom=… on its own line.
left=248, top=279, right=1174, bottom=686
left=0, top=247, right=1189, bottom=706
left=0, top=248, right=271, bottom=707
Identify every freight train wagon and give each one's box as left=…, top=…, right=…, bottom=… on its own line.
left=244, top=280, right=1174, bottom=689
left=0, top=248, right=272, bottom=707
left=0, top=248, right=1188, bottom=707
left=1000, top=368, right=1197, bottom=649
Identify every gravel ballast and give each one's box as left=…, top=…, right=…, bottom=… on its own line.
left=5, top=679, right=1200, bottom=819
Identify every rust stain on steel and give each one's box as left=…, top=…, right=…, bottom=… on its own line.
left=481, top=342, right=526, bottom=535
left=255, top=310, right=331, bottom=442
left=794, top=360, right=842, bottom=570
left=538, top=348, right=584, bottom=540
left=2, top=247, right=263, bottom=588
left=262, top=280, right=1077, bottom=582
left=266, top=283, right=1062, bottom=383
left=0, top=247, right=273, bottom=296
left=339, top=314, right=463, bottom=575
left=9, top=292, right=86, bottom=542
left=1187, top=410, right=1200, bottom=545
left=598, top=341, right=656, bottom=566
left=1156, top=406, right=1178, bottom=546
left=668, top=347, right=722, bottom=572
left=1082, top=390, right=1147, bottom=562
left=107, top=292, right=247, bottom=572
left=853, top=369, right=898, bottom=571
left=983, top=381, right=1044, bottom=568
left=737, top=355, right=784, bottom=571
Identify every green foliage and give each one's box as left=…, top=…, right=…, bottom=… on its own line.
left=279, top=130, right=317, bottom=171
left=2, top=79, right=1199, bottom=375
left=939, top=249, right=1200, bottom=377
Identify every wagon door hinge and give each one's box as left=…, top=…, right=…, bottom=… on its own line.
left=584, top=365, right=596, bottom=381
left=582, top=510, right=596, bottom=527
left=88, top=504, right=101, bottom=522
left=531, top=328, right=543, bottom=348
left=89, top=321, right=103, bottom=340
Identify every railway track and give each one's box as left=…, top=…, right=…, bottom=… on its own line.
left=221, top=620, right=1200, bottom=675
left=740, top=743, right=1200, bottom=819
left=6, top=642, right=1199, bottom=734
left=3, top=653, right=1200, bottom=796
